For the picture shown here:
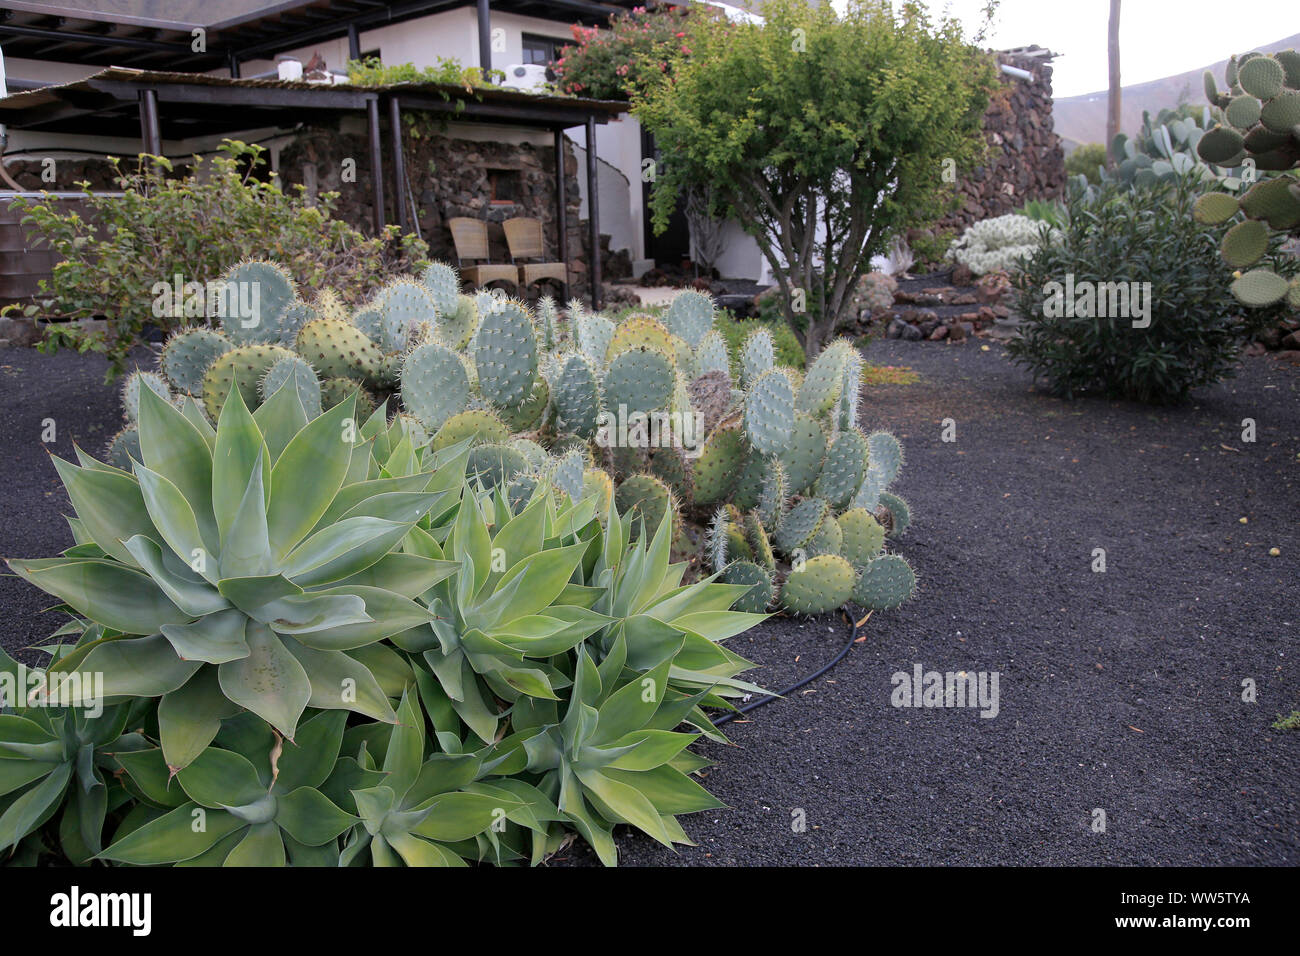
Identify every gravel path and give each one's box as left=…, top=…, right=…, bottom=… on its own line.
left=2, top=340, right=1297, bottom=866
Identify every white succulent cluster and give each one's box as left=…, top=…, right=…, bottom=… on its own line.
left=947, top=214, right=1053, bottom=276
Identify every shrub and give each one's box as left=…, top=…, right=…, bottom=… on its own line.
left=345, top=56, right=499, bottom=88
left=1, top=383, right=769, bottom=866
left=947, top=214, right=1053, bottom=275
left=13, top=140, right=427, bottom=379
left=1065, top=143, right=1107, bottom=184
left=1007, top=179, right=1256, bottom=403
left=550, top=4, right=709, bottom=100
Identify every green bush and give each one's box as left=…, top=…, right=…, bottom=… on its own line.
left=14, top=140, right=427, bottom=380
left=345, top=56, right=500, bottom=88
left=0, top=384, right=767, bottom=866
left=1064, top=143, right=1107, bottom=184
left=1007, top=179, right=1256, bottom=403
left=722, top=311, right=806, bottom=370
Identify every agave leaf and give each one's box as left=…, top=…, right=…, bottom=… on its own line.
left=112, top=747, right=188, bottom=808
left=132, top=465, right=214, bottom=583
left=51, top=634, right=201, bottom=701
left=7, top=557, right=190, bottom=636
left=591, top=660, right=672, bottom=745
left=250, top=592, right=370, bottom=634
left=287, top=587, right=433, bottom=651
left=0, top=762, right=72, bottom=851
left=51, top=457, right=154, bottom=568
left=212, top=388, right=270, bottom=546
left=101, top=801, right=245, bottom=864
left=471, top=542, right=590, bottom=628
left=385, top=830, right=466, bottom=866
left=224, top=820, right=286, bottom=866
left=603, top=764, right=724, bottom=815
left=283, top=516, right=414, bottom=586
left=252, top=381, right=309, bottom=462
left=157, top=667, right=240, bottom=772
left=217, top=623, right=311, bottom=739
left=160, top=608, right=250, bottom=665
left=123, top=535, right=228, bottom=617
left=275, top=787, right=355, bottom=846
left=382, top=692, right=425, bottom=799
left=272, top=710, right=347, bottom=793
left=219, top=456, right=273, bottom=579
left=409, top=791, right=515, bottom=843
left=137, top=386, right=219, bottom=554
left=216, top=573, right=302, bottom=613
left=282, top=639, right=398, bottom=724
left=602, top=730, right=697, bottom=772
left=451, top=488, right=493, bottom=597
left=177, top=747, right=267, bottom=808
left=328, top=553, right=458, bottom=599
left=266, top=396, right=357, bottom=557
left=663, top=610, right=768, bottom=643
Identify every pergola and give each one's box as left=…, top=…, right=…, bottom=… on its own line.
left=0, top=67, right=625, bottom=306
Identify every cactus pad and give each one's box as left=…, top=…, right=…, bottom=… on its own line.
left=260, top=355, right=323, bottom=418
left=105, top=425, right=141, bottom=470
left=201, top=344, right=294, bottom=420
left=739, top=328, right=775, bottom=386
left=838, top=507, right=886, bottom=567
left=774, top=497, right=830, bottom=554
left=816, top=428, right=870, bottom=508
left=876, top=491, right=912, bottom=536
left=695, top=329, right=730, bottom=377
left=121, top=370, right=172, bottom=422
left=296, top=317, right=383, bottom=380
left=723, top=560, right=773, bottom=614
left=553, top=353, right=602, bottom=438
left=431, top=408, right=508, bottom=451
left=692, top=423, right=746, bottom=505
left=159, top=327, right=232, bottom=396
left=778, top=412, right=827, bottom=494
left=399, top=343, right=470, bottom=432
left=473, top=299, right=538, bottom=408
left=663, top=290, right=715, bottom=348
left=852, top=554, right=916, bottom=610
left=468, top=442, right=530, bottom=489
left=603, top=346, right=675, bottom=417
left=744, top=368, right=795, bottom=456
left=211, top=260, right=297, bottom=345
left=780, top=554, right=855, bottom=615
left=614, top=473, right=674, bottom=540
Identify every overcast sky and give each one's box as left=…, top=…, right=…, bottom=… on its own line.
left=830, top=0, right=1292, bottom=98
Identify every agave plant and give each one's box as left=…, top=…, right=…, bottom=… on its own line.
left=6, top=381, right=461, bottom=770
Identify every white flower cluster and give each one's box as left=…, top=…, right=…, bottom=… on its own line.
left=946, top=214, right=1054, bottom=276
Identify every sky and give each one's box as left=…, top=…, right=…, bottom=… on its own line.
left=830, top=0, right=1294, bottom=97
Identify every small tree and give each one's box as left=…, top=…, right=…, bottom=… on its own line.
left=634, top=0, right=996, bottom=357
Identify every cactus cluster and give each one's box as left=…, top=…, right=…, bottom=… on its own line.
left=120, top=260, right=917, bottom=618
left=1192, top=49, right=1300, bottom=308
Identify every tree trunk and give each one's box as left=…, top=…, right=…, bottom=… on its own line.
left=1106, top=0, right=1122, bottom=166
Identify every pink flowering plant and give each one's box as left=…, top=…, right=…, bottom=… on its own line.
left=550, top=4, right=719, bottom=100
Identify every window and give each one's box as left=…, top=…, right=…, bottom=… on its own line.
left=521, top=34, right=560, bottom=66
left=488, top=169, right=521, bottom=204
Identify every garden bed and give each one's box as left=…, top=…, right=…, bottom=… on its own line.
left=2, top=340, right=1296, bottom=865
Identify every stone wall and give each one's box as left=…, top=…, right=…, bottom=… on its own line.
left=4, top=156, right=131, bottom=191
left=918, top=48, right=1066, bottom=244
left=278, top=118, right=625, bottom=293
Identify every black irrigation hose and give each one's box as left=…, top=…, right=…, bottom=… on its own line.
left=712, top=607, right=862, bottom=727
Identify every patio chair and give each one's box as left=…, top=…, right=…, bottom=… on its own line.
left=447, top=218, right=519, bottom=290
left=503, top=217, right=568, bottom=295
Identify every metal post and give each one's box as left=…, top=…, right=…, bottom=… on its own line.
left=138, top=88, right=161, bottom=155
left=388, top=95, right=408, bottom=235
left=366, top=96, right=385, bottom=233
left=347, top=23, right=361, bottom=62
left=476, top=0, right=493, bottom=81
left=554, top=127, right=568, bottom=286
left=227, top=51, right=240, bottom=78
left=585, top=116, right=601, bottom=309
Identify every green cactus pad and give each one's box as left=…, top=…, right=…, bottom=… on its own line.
left=836, top=348, right=864, bottom=430
left=797, top=341, right=850, bottom=415
left=506, top=472, right=540, bottom=513
left=1230, top=268, right=1290, bottom=307
left=852, top=554, right=916, bottom=610
left=551, top=448, right=587, bottom=502
left=816, top=428, right=870, bottom=509
left=575, top=310, right=614, bottom=367
left=105, top=425, right=141, bottom=470
left=838, top=508, right=886, bottom=567
left=351, top=306, right=383, bottom=343
left=1274, top=49, right=1300, bottom=88
left=420, top=261, right=461, bottom=318
left=296, top=317, right=383, bottom=380
left=1225, top=95, right=1262, bottom=129
left=614, top=473, right=675, bottom=540
left=744, top=368, right=796, bottom=456
left=780, top=554, right=855, bottom=615
left=1239, top=177, right=1300, bottom=230
left=774, top=497, right=830, bottom=554
left=876, top=491, right=911, bottom=536
left=695, top=330, right=731, bottom=377
left=474, top=299, right=538, bottom=408
left=1259, top=91, right=1300, bottom=133
left=498, top=377, right=550, bottom=433
left=744, top=511, right=776, bottom=571
left=1192, top=192, right=1241, bottom=225
left=121, top=370, right=172, bottom=422
left=739, top=328, right=775, bottom=386
left=1220, top=219, right=1269, bottom=268
left=778, top=412, right=828, bottom=494
left=603, top=346, right=675, bottom=417
left=434, top=295, right=478, bottom=351
left=398, top=342, right=470, bottom=432
left=536, top=295, right=561, bottom=350
left=201, top=344, right=294, bottom=420
left=468, top=442, right=530, bottom=489
left=1238, top=55, right=1285, bottom=100
left=663, top=290, right=715, bottom=348
left=607, top=315, right=676, bottom=364
left=1197, top=126, right=1246, bottom=164
left=756, top=458, right=787, bottom=526
left=583, top=467, right=614, bottom=520
left=692, top=423, right=746, bottom=505
left=260, top=355, right=322, bottom=418
left=805, top=513, right=843, bottom=558
left=431, top=408, right=509, bottom=451
left=211, top=260, right=297, bottom=345
left=866, top=431, right=904, bottom=485
left=723, top=560, right=773, bottom=614
left=375, top=280, right=437, bottom=354
left=648, top=444, right=691, bottom=498
left=553, top=353, right=602, bottom=438
left=321, top=376, right=367, bottom=412
left=159, top=327, right=232, bottom=396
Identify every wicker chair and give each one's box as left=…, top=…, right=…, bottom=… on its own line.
left=502, top=217, right=568, bottom=294
left=448, top=218, right=519, bottom=290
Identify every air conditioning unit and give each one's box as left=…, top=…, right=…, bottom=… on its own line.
left=500, top=64, right=547, bottom=92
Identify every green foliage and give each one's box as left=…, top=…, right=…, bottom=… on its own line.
left=1007, top=179, right=1254, bottom=403
left=633, top=0, right=997, bottom=357
left=1014, top=199, right=1067, bottom=229
left=722, top=313, right=806, bottom=370
left=1065, top=143, right=1107, bottom=185
left=1193, top=49, right=1300, bottom=308
left=345, top=56, right=500, bottom=88
left=550, top=5, right=708, bottom=101
left=2, top=382, right=771, bottom=866
left=15, top=141, right=427, bottom=379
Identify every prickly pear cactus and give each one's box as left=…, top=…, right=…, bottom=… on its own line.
left=473, top=299, right=538, bottom=408
left=853, top=554, right=916, bottom=610
left=260, top=355, right=322, bottom=418
left=210, top=260, right=297, bottom=345
left=295, top=317, right=383, bottom=381
left=160, top=328, right=231, bottom=396
left=121, top=370, right=172, bottom=422
left=401, top=343, right=470, bottom=432
left=780, top=554, right=855, bottom=615
left=201, top=343, right=295, bottom=420
left=663, top=289, right=715, bottom=348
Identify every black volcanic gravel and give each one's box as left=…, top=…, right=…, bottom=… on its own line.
left=2, top=340, right=1297, bottom=865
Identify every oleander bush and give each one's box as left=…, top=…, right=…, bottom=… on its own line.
left=13, top=140, right=427, bottom=379
left=1007, top=178, right=1259, bottom=404
left=0, top=381, right=768, bottom=866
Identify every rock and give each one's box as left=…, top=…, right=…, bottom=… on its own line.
left=951, top=264, right=975, bottom=287
left=951, top=292, right=979, bottom=305
left=929, top=324, right=949, bottom=341
left=0, top=316, right=40, bottom=348
left=1280, top=329, right=1300, bottom=350
left=888, top=318, right=922, bottom=341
